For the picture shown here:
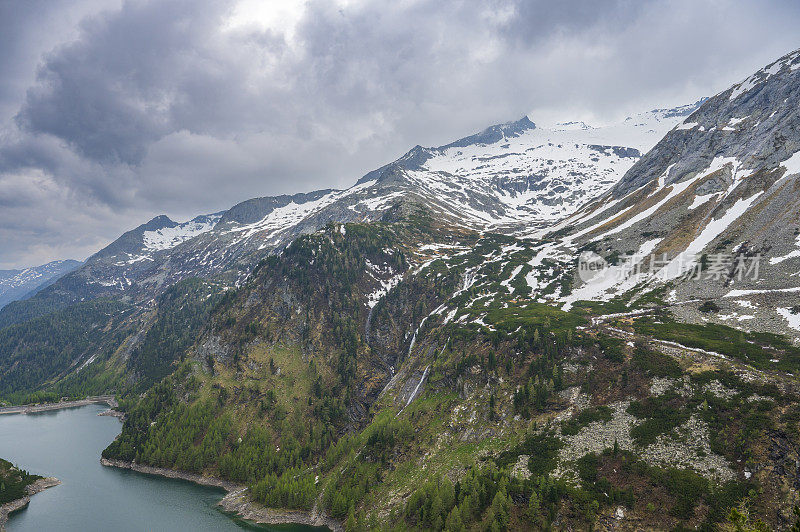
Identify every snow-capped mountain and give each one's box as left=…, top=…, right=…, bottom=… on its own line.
left=91, top=213, right=223, bottom=264
left=529, top=48, right=800, bottom=335
left=353, top=103, right=703, bottom=229
left=0, top=260, right=82, bottom=310
left=3, top=101, right=700, bottom=319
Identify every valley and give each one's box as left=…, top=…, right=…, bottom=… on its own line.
left=2, top=46, right=800, bottom=531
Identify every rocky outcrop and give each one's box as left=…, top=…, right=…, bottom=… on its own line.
left=0, top=477, right=60, bottom=530
left=219, top=488, right=342, bottom=532
left=97, top=409, right=125, bottom=420
left=100, top=459, right=341, bottom=531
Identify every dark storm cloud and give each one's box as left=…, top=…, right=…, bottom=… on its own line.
left=14, top=0, right=234, bottom=165
left=1, top=0, right=799, bottom=268
left=0, top=0, right=113, bottom=122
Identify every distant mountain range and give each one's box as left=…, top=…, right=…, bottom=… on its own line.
left=0, top=99, right=700, bottom=324
left=0, top=260, right=81, bottom=310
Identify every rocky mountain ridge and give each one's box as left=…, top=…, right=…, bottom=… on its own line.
left=1, top=102, right=699, bottom=325
left=0, top=260, right=82, bottom=310
left=514, top=48, right=800, bottom=338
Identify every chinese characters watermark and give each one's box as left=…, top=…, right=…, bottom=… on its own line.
left=578, top=251, right=761, bottom=284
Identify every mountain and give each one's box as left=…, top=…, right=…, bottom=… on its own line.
left=1, top=102, right=699, bottom=326
left=7, top=49, right=800, bottom=531
left=0, top=260, right=81, bottom=310
left=104, top=217, right=800, bottom=530
left=517, top=49, right=800, bottom=338
left=0, top=100, right=700, bottom=400
left=354, top=104, right=701, bottom=230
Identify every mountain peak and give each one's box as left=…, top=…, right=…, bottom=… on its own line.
left=438, top=115, right=536, bottom=150
left=506, top=115, right=536, bottom=131
left=0, top=259, right=82, bottom=310
left=141, top=215, right=177, bottom=231
left=726, top=47, right=800, bottom=102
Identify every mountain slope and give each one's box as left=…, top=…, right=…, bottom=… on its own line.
left=518, top=48, right=800, bottom=337
left=8, top=48, right=800, bottom=530
left=0, top=260, right=81, bottom=310
left=2, top=103, right=699, bottom=321
left=104, top=215, right=800, bottom=530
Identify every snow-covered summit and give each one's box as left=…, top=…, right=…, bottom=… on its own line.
left=142, top=214, right=222, bottom=252
left=381, top=102, right=703, bottom=226
left=33, top=100, right=701, bottom=304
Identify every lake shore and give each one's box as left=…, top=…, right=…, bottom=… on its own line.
left=100, top=458, right=341, bottom=531
left=0, top=396, right=117, bottom=416
left=0, top=477, right=61, bottom=530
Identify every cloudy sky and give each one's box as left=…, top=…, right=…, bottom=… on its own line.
left=1, top=0, right=799, bottom=269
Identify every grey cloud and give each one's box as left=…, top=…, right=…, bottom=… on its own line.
left=0, top=0, right=115, bottom=123
left=15, top=0, right=234, bottom=164
left=0, top=167, right=141, bottom=269
left=1, top=0, right=800, bottom=268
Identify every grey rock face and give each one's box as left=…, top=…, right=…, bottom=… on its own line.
left=439, top=116, right=536, bottom=149
left=612, top=49, right=800, bottom=197
left=556, top=48, right=800, bottom=335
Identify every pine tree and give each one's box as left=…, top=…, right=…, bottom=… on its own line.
left=430, top=494, right=444, bottom=527
left=528, top=491, right=540, bottom=520
left=444, top=505, right=463, bottom=532
left=345, top=507, right=357, bottom=532
left=491, top=489, right=510, bottom=529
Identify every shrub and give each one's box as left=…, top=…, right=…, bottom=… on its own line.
left=698, top=301, right=720, bottom=313
left=561, top=406, right=613, bottom=436
left=632, top=344, right=682, bottom=378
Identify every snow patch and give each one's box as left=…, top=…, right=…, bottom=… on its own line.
left=658, top=193, right=762, bottom=280
left=688, top=192, right=720, bottom=210
left=143, top=215, right=221, bottom=251
left=780, top=150, right=800, bottom=176
left=769, top=232, right=800, bottom=265
left=725, top=286, right=800, bottom=298
left=777, top=307, right=800, bottom=331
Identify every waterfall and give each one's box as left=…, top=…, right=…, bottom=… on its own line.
left=365, top=305, right=375, bottom=342
left=404, top=365, right=430, bottom=408
left=407, top=330, right=417, bottom=357
left=462, top=269, right=476, bottom=291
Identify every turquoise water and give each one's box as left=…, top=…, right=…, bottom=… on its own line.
left=0, top=404, right=325, bottom=531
